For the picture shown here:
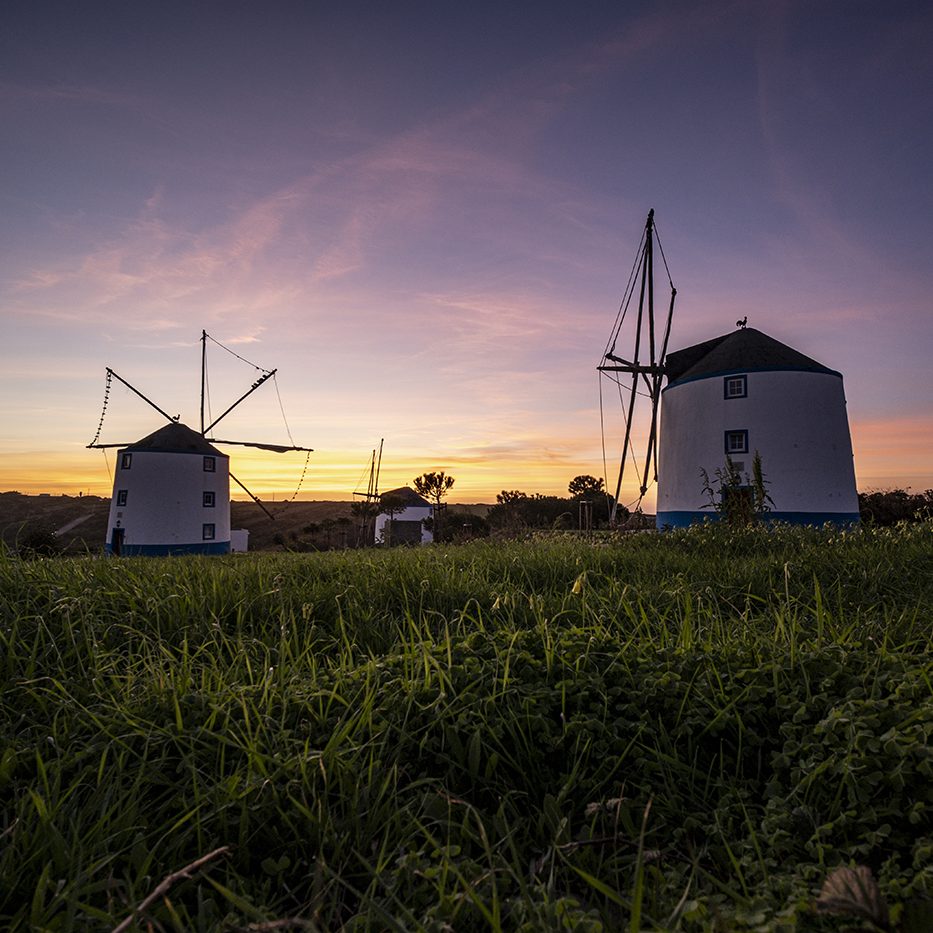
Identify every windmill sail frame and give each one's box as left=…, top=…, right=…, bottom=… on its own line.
left=88, top=331, right=313, bottom=526
left=598, top=209, right=676, bottom=523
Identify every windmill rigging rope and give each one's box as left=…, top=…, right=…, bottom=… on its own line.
left=204, top=331, right=300, bottom=447
left=270, top=372, right=309, bottom=508
left=272, top=375, right=297, bottom=447
left=273, top=448, right=313, bottom=511
left=601, top=368, right=654, bottom=401
left=598, top=373, right=611, bottom=517
left=202, top=332, right=310, bottom=509
left=598, top=368, right=650, bottom=517
left=602, top=231, right=647, bottom=360
left=203, top=354, right=213, bottom=430
left=652, top=219, right=675, bottom=290
left=352, top=458, right=373, bottom=497
left=88, top=370, right=113, bottom=447
left=205, top=332, right=272, bottom=374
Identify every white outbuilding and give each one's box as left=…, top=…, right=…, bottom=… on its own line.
left=656, top=328, right=859, bottom=528
left=374, top=486, right=434, bottom=545
left=105, top=422, right=231, bottom=555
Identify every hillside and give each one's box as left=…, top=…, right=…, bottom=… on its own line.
left=0, top=493, right=491, bottom=553
left=0, top=491, right=110, bottom=553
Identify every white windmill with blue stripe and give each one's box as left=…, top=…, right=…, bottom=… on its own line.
left=88, top=331, right=313, bottom=555
left=598, top=211, right=859, bottom=528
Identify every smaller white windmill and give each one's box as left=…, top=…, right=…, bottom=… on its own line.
left=88, top=331, right=313, bottom=555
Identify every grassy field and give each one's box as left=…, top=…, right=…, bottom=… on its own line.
left=1, top=523, right=931, bottom=930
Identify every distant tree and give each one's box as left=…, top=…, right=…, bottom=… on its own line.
left=487, top=491, right=576, bottom=532
left=413, top=471, right=456, bottom=540
left=487, top=490, right=530, bottom=533
left=378, top=492, right=408, bottom=546
left=568, top=475, right=619, bottom=529
left=568, top=475, right=605, bottom=499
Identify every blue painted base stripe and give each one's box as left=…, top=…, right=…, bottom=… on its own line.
left=106, top=541, right=231, bottom=556
left=657, top=510, right=860, bottom=529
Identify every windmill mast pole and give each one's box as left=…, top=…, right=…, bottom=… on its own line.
left=610, top=211, right=652, bottom=522
left=374, top=438, right=383, bottom=498
left=200, top=330, right=207, bottom=435
left=639, top=212, right=658, bottom=497
left=646, top=210, right=655, bottom=376
left=598, top=210, right=676, bottom=525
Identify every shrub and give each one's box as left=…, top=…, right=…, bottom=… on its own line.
left=859, top=488, right=933, bottom=525
left=16, top=525, right=62, bottom=559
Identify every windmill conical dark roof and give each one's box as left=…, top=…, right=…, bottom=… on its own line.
left=124, top=422, right=225, bottom=456
left=382, top=486, right=431, bottom=507
left=664, top=328, right=838, bottom=386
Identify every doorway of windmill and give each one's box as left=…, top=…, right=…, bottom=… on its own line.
left=388, top=520, right=423, bottom=545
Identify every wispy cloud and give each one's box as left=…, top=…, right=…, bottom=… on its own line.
left=0, top=82, right=141, bottom=107
left=5, top=4, right=704, bottom=339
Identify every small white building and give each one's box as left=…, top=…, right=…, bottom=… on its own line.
left=374, top=486, right=434, bottom=545
left=656, top=328, right=859, bottom=527
left=106, top=423, right=231, bottom=555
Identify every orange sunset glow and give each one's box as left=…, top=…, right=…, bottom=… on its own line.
left=2, top=3, right=931, bottom=505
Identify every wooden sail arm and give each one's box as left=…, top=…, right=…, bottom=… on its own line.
left=208, top=439, right=314, bottom=453
left=88, top=438, right=314, bottom=453
left=230, top=471, right=274, bottom=520
left=202, top=369, right=276, bottom=435
left=106, top=369, right=177, bottom=426
left=597, top=363, right=664, bottom=374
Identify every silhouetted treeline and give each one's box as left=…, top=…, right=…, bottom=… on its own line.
left=858, top=489, right=933, bottom=525
left=486, top=489, right=624, bottom=533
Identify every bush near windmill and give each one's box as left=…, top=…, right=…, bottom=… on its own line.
left=858, top=488, right=933, bottom=525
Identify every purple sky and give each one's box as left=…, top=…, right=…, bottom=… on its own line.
left=2, top=0, right=931, bottom=503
